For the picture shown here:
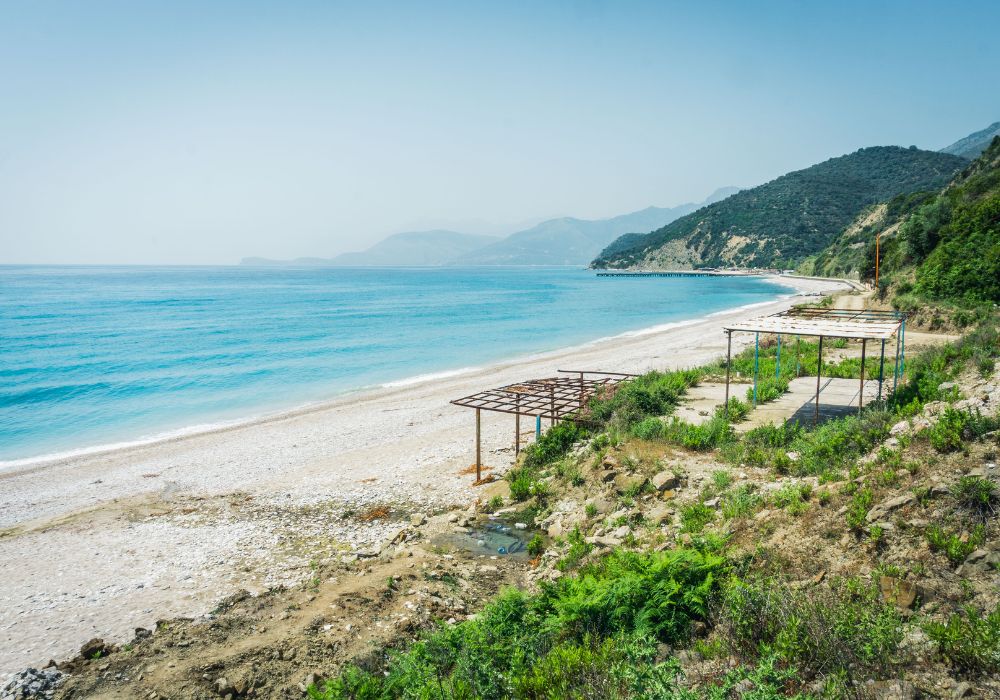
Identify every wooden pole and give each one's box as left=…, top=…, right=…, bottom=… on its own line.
left=724, top=331, right=732, bottom=419
left=859, top=339, right=867, bottom=414
left=475, top=408, right=481, bottom=482
left=815, top=335, right=824, bottom=425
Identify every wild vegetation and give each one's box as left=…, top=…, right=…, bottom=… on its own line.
left=592, top=147, right=964, bottom=270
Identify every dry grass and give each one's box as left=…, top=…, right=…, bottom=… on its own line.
left=356, top=504, right=391, bottom=522
left=457, top=463, right=494, bottom=476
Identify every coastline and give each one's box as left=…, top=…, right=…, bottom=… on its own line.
left=0, top=276, right=803, bottom=475
left=0, top=274, right=846, bottom=674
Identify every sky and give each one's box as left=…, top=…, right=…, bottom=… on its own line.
left=1, top=0, right=998, bottom=265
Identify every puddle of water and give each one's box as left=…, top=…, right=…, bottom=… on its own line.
left=432, top=521, right=535, bottom=558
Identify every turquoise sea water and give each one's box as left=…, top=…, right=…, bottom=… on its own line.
left=0, top=266, right=788, bottom=463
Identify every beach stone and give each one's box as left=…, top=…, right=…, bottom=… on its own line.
left=409, top=513, right=427, bottom=527
left=866, top=493, right=914, bottom=523
left=879, top=576, right=918, bottom=609
left=651, top=470, right=679, bottom=491
left=613, top=474, right=646, bottom=494
left=647, top=504, right=673, bottom=526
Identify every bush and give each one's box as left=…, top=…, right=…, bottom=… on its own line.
left=929, top=407, right=966, bottom=452
left=721, top=484, right=762, bottom=520
left=926, top=523, right=985, bottom=565
left=523, top=421, right=587, bottom=469
left=526, top=534, right=545, bottom=557
left=680, top=503, right=715, bottom=533
left=952, top=475, right=998, bottom=516
left=720, top=577, right=903, bottom=678
left=924, top=604, right=1000, bottom=672
left=846, top=487, right=874, bottom=531
left=588, top=369, right=702, bottom=429
left=313, top=548, right=725, bottom=699
left=716, top=397, right=750, bottom=423
left=556, top=527, right=592, bottom=571
left=631, top=416, right=664, bottom=440
left=663, top=416, right=734, bottom=451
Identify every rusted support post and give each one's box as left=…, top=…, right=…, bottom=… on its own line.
left=724, top=331, right=732, bottom=419
left=515, top=395, right=520, bottom=456
left=815, top=335, right=824, bottom=425
left=859, top=338, right=867, bottom=414
left=578, top=371, right=585, bottom=411
left=475, top=408, right=482, bottom=482
left=549, top=385, right=555, bottom=427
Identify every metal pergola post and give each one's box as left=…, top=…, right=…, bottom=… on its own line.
left=878, top=338, right=886, bottom=401
left=858, top=338, right=867, bottom=414
left=900, top=318, right=906, bottom=378
left=815, top=335, right=824, bottom=425
left=475, top=408, right=482, bottom=482
left=514, top=395, right=520, bottom=456
left=723, top=330, right=732, bottom=419
left=752, top=332, right=760, bottom=407
left=775, top=334, right=781, bottom=379
left=892, top=330, right=901, bottom=396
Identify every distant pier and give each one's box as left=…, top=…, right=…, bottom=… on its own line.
left=594, top=270, right=760, bottom=278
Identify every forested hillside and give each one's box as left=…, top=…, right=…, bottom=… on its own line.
left=876, top=136, right=1000, bottom=305
left=592, top=147, right=965, bottom=270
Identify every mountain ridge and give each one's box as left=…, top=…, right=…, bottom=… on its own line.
left=591, top=146, right=965, bottom=270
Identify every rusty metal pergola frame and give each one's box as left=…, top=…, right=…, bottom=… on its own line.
left=450, top=370, right=636, bottom=481
left=723, top=307, right=907, bottom=425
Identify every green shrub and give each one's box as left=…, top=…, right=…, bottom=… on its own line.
left=526, top=534, right=545, bottom=557
left=924, top=604, right=1000, bottom=672
left=663, top=416, right=734, bottom=451
left=556, top=527, right=592, bottom=571
left=484, top=495, right=504, bottom=513
left=721, top=577, right=903, bottom=678
left=721, top=484, right=762, bottom=520
left=929, top=407, right=967, bottom=452
left=952, top=475, right=998, bottom=516
left=507, top=466, right=536, bottom=502
left=846, top=487, right=874, bottom=531
left=680, top=503, right=715, bottom=533
left=716, top=397, right=751, bottom=423
left=926, top=523, right=985, bottom=565
left=523, top=421, right=587, bottom=469
left=588, top=369, right=702, bottom=429
left=313, top=548, right=725, bottom=699
left=631, top=416, right=664, bottom=440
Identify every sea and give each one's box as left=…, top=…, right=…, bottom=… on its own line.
left=0, top=266, right=790, bottom=464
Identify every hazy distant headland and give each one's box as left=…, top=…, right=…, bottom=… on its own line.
left=240, top=187, right=740, bottom=268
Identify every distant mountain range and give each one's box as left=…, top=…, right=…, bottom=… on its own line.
left=240, top=188, right=739, bottom=268
left=940, top=120, right=1000, bottom=160
left=591, top=147, right=965, bottom=270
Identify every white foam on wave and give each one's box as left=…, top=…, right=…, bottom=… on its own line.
left=2, top=286, right=802, bottom=470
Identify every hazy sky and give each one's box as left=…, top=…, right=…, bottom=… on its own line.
left=2, top=1, right=998, bottom=264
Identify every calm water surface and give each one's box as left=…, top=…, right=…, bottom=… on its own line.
left=0, top=266, right=788, bottom=462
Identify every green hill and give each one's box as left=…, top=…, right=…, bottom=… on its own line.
left=877, top=136, right=1000, bottom=305
left=592, top=147, right=965, bottom=270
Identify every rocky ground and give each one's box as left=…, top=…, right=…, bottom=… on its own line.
left=5, top=293, right=999, bottom=699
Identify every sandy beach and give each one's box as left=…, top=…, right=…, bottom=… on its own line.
left=0, top=275, right=847, bottom=675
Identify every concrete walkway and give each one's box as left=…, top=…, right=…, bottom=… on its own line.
left=738, top=376, right=888, bottom=430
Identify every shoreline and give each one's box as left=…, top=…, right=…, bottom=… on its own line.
left=0, top=276, right=803, bottom=474
left=0, top=274, right=846, bottom=674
